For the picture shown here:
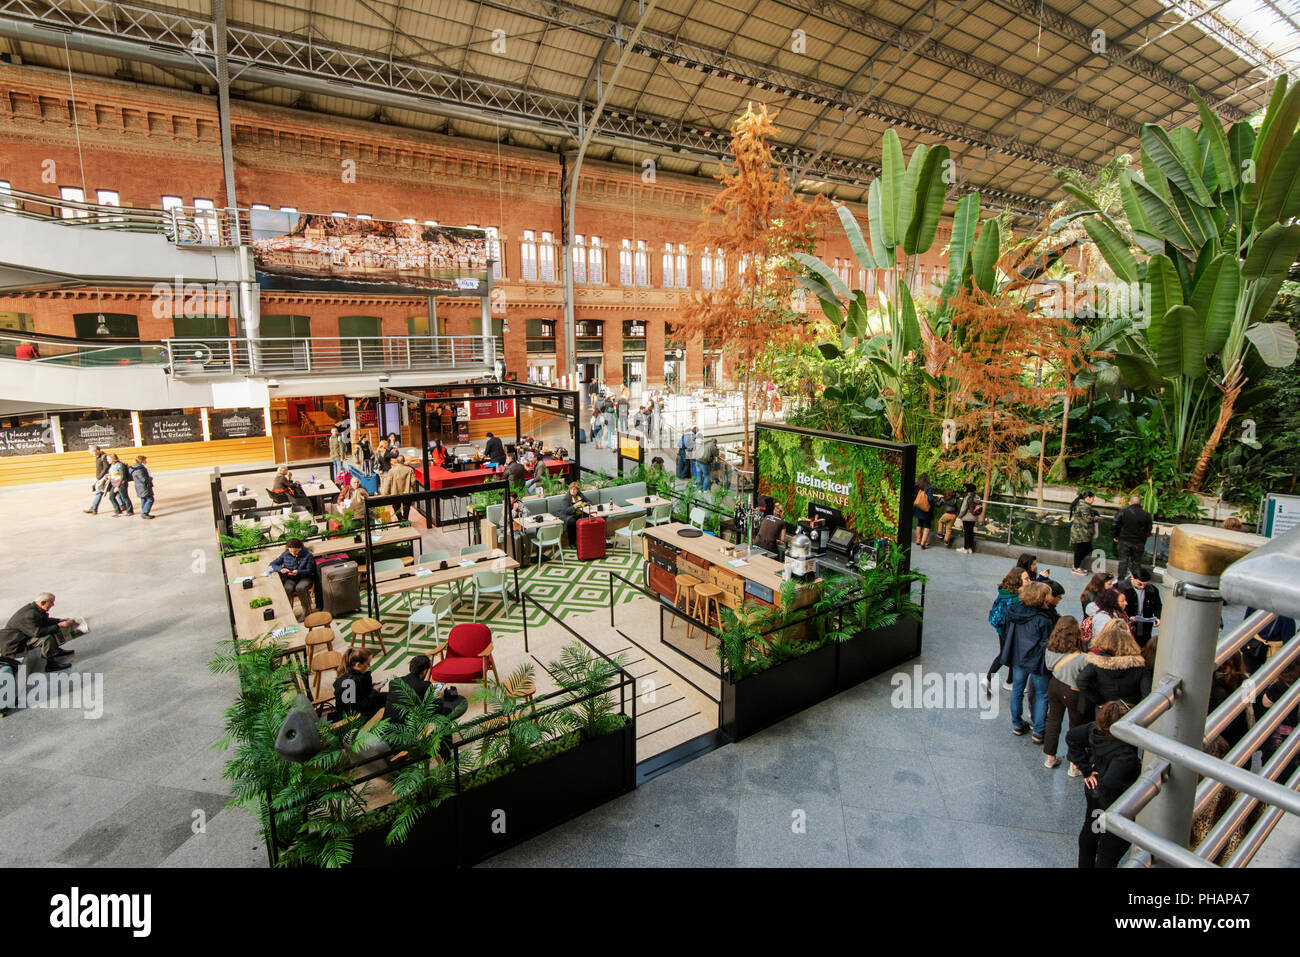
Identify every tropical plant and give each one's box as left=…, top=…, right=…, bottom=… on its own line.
left=279, top=515, right=317, bottom=542
left=1076, top=79, right=1300, bottom=490
left=677, top=102, right=832, bottom=467
left=545, top=643, right=629, bottom=739
left=673, top=482, right=698, bottom=524
left=220, top=522, right=267, bottom=555
left=537, top=468, right=568, bottom=497
left=380, top=681, right=458, bottom=846
left=470, top=663, right=567, bottom=772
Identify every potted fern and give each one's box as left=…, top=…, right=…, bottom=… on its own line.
left=832, top=544, right=926, bottom=691
left=220, top=522, right=267, bottom=556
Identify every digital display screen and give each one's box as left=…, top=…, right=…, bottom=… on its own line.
left=830, top=528, right=856, bottom=548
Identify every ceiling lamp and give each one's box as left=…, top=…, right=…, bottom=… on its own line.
left=94, top=313, right=110, bottom=337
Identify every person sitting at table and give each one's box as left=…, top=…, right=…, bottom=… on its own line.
left=429, top=438, right=448, bottom=468
left=503, top=450, right=527, bottom=489
left=270, top=537, right=317, bottom=620
left=334, top=474, right=369, bottom=519
left=270, top=466, right=313, bottom=513
left=483, top=432, right=506, bottom=466
left=333, top=647, right=386, bottom=721
left=385, top=654, right=433, bottom=735
left=557, top=481, right=592, bottom=547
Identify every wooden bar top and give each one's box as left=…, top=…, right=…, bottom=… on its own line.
left=374, top=550, right=520, bottom=598
left=643, top=523, right=790, bottom=593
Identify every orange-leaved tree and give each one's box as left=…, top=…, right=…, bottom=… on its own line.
left=942, top=232, right=1088, bottom=501
left=676, top=102, right=831, bottom=467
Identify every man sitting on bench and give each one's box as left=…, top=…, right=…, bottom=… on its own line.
left=270, top=538, right=317, bottom=620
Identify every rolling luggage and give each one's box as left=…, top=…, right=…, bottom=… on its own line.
left=321, top=559, right=361, bottom=616
left=509, top=529, right=534, bottom=568
left=575, top=516, right=607, bottom=561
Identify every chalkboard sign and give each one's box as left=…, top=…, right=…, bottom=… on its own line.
left=143, top=413, right=201, bottom=445
left=62, top=417, right=133, bottom=452
left=0, top=422, right=55, bottom=457
left=210, top=408, right=265, bottom=440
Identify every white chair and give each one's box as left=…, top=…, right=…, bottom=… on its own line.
left=372, top=557, right=409, bottom=607
left=614, top=514, right=646, bottom=552
left=471, top=569, right=511, bottom=618
left=534, top=523, right=564, bottom=565
left=648, top=502, right=672, bottom=526
left=414, top=549, right=451, bottom=602
left=407, top=591, right=455, bottom=650
left=457, top=543, right=490, bottom=598
left=689, top=506, right=708, bottom=529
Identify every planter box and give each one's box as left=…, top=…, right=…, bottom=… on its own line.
left=341, top=719, right=635, bottom=868
left=834, top=616, right=923, bottom=692
left=720, top=640, right=837, bottom=741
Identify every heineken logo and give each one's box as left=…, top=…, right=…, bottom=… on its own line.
left=796, top=470, right=850, bottom=496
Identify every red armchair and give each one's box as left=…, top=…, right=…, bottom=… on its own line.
left=429, top=623, right=499, bottom=708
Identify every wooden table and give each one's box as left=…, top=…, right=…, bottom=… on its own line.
left=641, top=522, right=810, bottom=608
left=639, top=495, right=673, bottom=509
left=513, top=512, right=562, bottom=532
left=228, top=574, right=306, bottom=655
left=372, top=549, right=522, bottom=606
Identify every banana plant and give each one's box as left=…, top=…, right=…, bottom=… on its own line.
left=792, top=130, right=973, bottom=440
left=1076, top=78, right=1300, bottom=490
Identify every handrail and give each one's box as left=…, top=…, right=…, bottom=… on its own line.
left=0, top=186, right=242, bottom=246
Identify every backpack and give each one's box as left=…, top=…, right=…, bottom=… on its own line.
left=914, top=488, right=931, bottom=511
left=972, top=501, right=985, bottom=517
left=988, top=595, right=1010, bottom=631
left=1080, top=615, right=1094, bottom=645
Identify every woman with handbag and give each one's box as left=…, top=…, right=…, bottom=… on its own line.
left=1069, top=490, right=1097, bottom=574
left=1043, top=615, right=1087, bottom=773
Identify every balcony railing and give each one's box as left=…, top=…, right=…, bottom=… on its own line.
left=0, top=187, right=243, bottom=246
left=168, top=335, right=496, bottom=375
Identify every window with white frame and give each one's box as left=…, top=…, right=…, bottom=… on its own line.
left=194, top=198, right=218, bottom=243
left=96, top=189, right=119, bottom=206
left=675, top=244, right=688, bottom=288
left=539, top=231, right=556, bottom=282
left=251, top=203, right=270, bottom=211
left=483, top=226, right=503, bottom=279
left=588, top=235, right=604, bottom=283
left=521, top=229, right=538, bottom=281
left=60, top=186, right=87, bottom=219
left=619, top=239, right=633, bottom=286
left=662, top=243, right=675, bottom=287
left=635, top=239, right=648, bottom=286
left=573, top=235, right=587, bottom=283
left=0, top=181, right=14, bottom=209
left=278, top=205, right=297, bottom=214
left=355, top=213, right=372, bottom=220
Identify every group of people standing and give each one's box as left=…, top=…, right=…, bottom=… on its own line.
left=83, top=445, right=155, bottom=519
left=911, top=474, right=981, bottom=553
left=589, top=385, right=665, bottom=450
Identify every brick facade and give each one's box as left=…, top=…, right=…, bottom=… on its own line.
left=0, top=64, right=963, bottom=392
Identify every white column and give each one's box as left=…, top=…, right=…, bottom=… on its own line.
left=49, top=414, right=64, bottom=454
left=200, top=407, right=212, bottom=441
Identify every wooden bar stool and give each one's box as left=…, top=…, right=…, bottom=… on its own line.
left=305, top=626, right=335, bottom=664
left=502, top=674, right=537, bottom=715
left=310, top=650, right=344, bottom=714
left=672, top=574, right=701, bottom=633
left=304, top=611, right=333, bottom=630
left=349, top=617, right=387, bottom=655
left=692, top=583, right=723, bottom=646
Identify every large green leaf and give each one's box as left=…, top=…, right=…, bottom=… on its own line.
left=897, top=142, right=926, bottom=253
left=1158, top=305, right=1206, bottom=381
left=846, top=295, right=870, bottom=340
left=1242, top=222, right=1300, bottom=281
left=970, top=219, right=999, bottom=293
left=1112, top=348, right=1165, bottom=391
left=1254, top=130, right=1300, bottom=228
left=1229, top=120, right=1259, bottom=217
left=793, top=252, right=851, bottom=300
left=1252, top=77, right=1300, bottom=206
left=1189, top=253, right=1240, bottom=356
left=1061, top=182, right=1102, bottom=209
left=904, top=143, right=949, bottom=255
left=1192, top=89, right=1235, bottom=191
left=1167, top=181, right=1211, bottom=249
left=1130, top=173, right=1193, bottom=250
left=796, top=273, right=839, bottom=308
left=880, top=129, right=906, bottom=250
left=1141, top=124, right=1214, bottom=206
left=1245, top=321, right=1299, bottom=368
left=1083, top=218, right=1138, bottom=283
left=942, top=193, right=979, bottom=299
left=1118, top=169, right=1152, bottom=233
left=836, top=204, right=878, bottom=271
left=1248, top=271, right=1290, bottom=326
left=1145, top=254, right=1182, bottom=333
left=898, top=283, right=921, bottom=353
left=867, top=178, right=895, bottom=268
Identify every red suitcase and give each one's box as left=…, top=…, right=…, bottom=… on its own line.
left=576, top=516, right=607, bottom=560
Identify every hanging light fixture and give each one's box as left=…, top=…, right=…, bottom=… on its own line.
left=94, top=313, right=110, bottom=336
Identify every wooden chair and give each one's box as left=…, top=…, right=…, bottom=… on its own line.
left=349, top=616, right=387, bottom=655
left=692, top=582, right=723, bottom=645
left=305, top=626, right=335, bottom=664
left=310, top=649, right=344, bottom=714
left=672, top=574, right=701, bottom=633
left=304, top=610, right=334, bottom=630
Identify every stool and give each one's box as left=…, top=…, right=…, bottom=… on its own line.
left=305, top=626, right=335, bottom=664
left=304, top=611, right=333, bottom=630
left=672, top=574, right=701, bottom=633
left=349, top=617, right=386, bottom=655
left=692, top=583, right=723, bottom=646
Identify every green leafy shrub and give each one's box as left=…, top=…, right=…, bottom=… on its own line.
left=249, top=596, right=272, bottom=609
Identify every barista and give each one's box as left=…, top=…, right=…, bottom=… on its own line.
left=755, top=497, right=789, bottom=555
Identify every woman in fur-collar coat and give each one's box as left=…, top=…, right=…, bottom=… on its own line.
left=1076, top=620, right=1152, bottom=721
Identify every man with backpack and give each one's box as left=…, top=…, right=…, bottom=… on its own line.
left=692, top=433, right=718, bottom=491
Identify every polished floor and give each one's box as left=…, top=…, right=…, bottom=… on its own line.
left=1, top=455, right=1296, bottom=868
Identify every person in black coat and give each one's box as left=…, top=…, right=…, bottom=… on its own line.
left=0, top=593, right=74, bottom=668
left=1243, top=611, right=1297, bottom=674
left=1117, top=565, right=1161, bottom=647
left=334, top=648, right=386, bottom=721
left=556, top=481, right=592, bottom=547
left=1067, top=700, right=1142, bottom=867
left=1111, top=494, right=1153, bottom=580
left=130, top=455, right=156, bottom=519
left=1076, top=620, right=1152, bottom=720
left=386, top=655, right=433, bottom=734
left=1002, top=581, right=1057, bottom=742
left=483, top=432, right=506, bottom=466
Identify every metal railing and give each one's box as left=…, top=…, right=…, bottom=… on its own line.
left=973, top=497, right=1175, bottom=566
left=0, top=186, right=242, bottom=246
left=167, top=334, right=496, bottom=376
left=0, top=329, right=169, bottom=367
left=1101, top=524, right=1300, bottom=867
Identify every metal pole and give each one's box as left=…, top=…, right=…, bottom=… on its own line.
left=1129, top=524, right=1261, bottom=862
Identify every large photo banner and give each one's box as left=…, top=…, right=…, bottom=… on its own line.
left=753, top=424, right=915, bottom=546
left=250, top=211, right=489, bottom=295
